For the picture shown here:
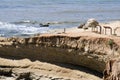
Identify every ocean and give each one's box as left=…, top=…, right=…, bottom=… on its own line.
left=0, top=0, right=120, bottom=37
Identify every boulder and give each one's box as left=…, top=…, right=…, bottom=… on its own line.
left=78, top=23, right=85, bottom=28
left=83, top=18, right=99, bottom=29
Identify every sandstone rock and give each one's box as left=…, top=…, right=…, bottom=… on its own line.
left=0, top=34, right=119, bottom=73
left=12, top=69, right=31, bottom=80
left=29, top=73, right=42, bottom=80
left=0, top=76, right=15, bottom=80
left=0, top=57, right=102, bottom=80
left=83, top=18, right=99, bottom=29
left=18, top=38, right=26, bottom=44
left=28, top=38, right=35, bottom=44
left=103, top=58, right=120, bottom=80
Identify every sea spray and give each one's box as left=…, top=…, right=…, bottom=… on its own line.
left=0, top=21, right=49, bottom=37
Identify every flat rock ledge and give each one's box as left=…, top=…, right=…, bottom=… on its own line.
left=0, top=58, right=102, bottom=80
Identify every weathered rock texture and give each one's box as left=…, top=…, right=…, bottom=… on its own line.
left=103, top=58, right=120, bottom=80
left=0, top=34, right=119, bottom=74
left=0, top=58, right=102, bottom=80
left=83, top=18, right=99, bottom=29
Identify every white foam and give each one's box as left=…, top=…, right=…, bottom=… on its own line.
left=0, top=21, right=49, bottom=37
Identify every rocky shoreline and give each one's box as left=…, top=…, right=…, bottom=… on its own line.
left=0, top=30, right=120, bottom=79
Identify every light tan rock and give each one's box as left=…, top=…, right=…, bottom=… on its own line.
left=103, top=58, right=120, bottom=80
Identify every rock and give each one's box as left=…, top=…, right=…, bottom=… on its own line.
left=78, top=23, right=85, bottom=28
left=12, top=69, right=31, bottom=80
left=39, top=77, right=51, bottom=80
left=0, top=68, right=12, bottom=76
left=0, top=76, right=15, bottom=80
left=0, top=57, right=102, bottom=80
left=83, top=18, right=99, bottom=29
left=39, top=23, right=50, bottom=27
left=103, top=58, right=120, bottom=80
left=0, top=34, right=119, bottom=73
left=28, top=38, right=35, bottom=44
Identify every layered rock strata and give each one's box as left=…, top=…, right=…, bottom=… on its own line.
left=0, top=33, right=119, bottom=73
left=103, top=57, right=120, bottom=80
left=0, top=58, right=102, bottom=80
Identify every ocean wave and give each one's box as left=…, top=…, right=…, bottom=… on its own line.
left=48, top=21, right=80, bottom=24
left=0, top=21, right=49, bottom=37
left=12, top=20, right=38, bottom=24
left=12, top=20, right=81, bottom=25
left=0, top=20, right=81, bottom=37
left=58, top=9, right=120, bottom=14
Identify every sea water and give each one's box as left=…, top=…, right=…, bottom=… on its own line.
left=0, top=0, right=120, bottom=37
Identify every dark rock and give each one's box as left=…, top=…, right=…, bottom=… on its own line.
left=78, top=23, right=85, bottom=28
left=39, top=23, right=50, bottom=27
left=83, top=19, right=99, bottom=29
left=0, top=68, right=12, bottom=76
left=12, top=69, right=31, bottom=80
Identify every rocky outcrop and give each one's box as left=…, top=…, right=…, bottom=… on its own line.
left=82, top=18, right=99, bottom=29
left=0, top=58, right=102, bottom=80
left=103, top=58, right=120, bottom=80
left=0, top=34, right=119, bottom=73
left=78, top=23, right=85, bottom=28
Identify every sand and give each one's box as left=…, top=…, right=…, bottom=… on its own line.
left=48, top=21, right=120, bottom=36
left=46, top=20, right=120, bottom=43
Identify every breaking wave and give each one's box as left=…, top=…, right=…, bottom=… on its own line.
left=0, top=21, right=49, bottom=37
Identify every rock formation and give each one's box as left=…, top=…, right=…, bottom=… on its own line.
left=83, top=18, right=99, bottom=29
left=78, top=19, right=101, bottom=33
left=0, top=58, right=102, bottom=80
left=0, top=34, right=119, bottom=72
left=0, top=32, right=120, bottom=79
left=103, top=58, right=120, bottom=80
left=78, top=23, right=85, bottom=28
